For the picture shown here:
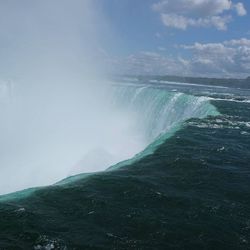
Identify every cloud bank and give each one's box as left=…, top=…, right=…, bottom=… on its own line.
left=114, top=38, right=250, bottom=78
left=153, top=0, right=247, bottom=30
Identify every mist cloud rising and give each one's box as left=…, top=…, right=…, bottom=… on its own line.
left=0, top=0, right=144, bottom=194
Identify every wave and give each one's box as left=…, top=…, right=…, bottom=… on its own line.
left=188, top=116, right=250, bottom=130
left=149, top=80, right=229, bottom=89
left=208, top=97, right=250, bottom=103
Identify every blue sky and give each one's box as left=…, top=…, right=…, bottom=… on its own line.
left=0, top=0, right=249, bottom=78
left=98, top=0, right=250, bottom=77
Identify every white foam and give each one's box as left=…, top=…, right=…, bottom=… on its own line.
left=151, top=80, right=230, bottom=89
left=208, top=97, right=250, bottom=103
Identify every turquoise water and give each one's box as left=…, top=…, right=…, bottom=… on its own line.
left=109, top=85, right=218, bottom=170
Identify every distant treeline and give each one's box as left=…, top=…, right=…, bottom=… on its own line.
left=133, top=75, right=250, bottom=89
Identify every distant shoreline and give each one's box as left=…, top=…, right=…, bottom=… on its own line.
left=116, top=75, right=250, bottom=89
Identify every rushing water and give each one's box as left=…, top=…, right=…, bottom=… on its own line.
left=0, top=80, right=250, bottom=250
left=0, top=82, right=218, bottom=195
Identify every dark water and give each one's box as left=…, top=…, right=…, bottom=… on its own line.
left=0, top=81, right=250, bottom=249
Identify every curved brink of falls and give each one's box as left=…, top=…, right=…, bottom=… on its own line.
left=107, top=84, right=219, bottom=170
left=0, top=83, right=219, bottom=199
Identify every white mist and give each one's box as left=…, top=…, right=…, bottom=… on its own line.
left=0, top=0, right=145, bottom=195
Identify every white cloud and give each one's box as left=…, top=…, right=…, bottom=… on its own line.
left=113, top=38, right=250, bottom=77
left=224, top=38, right=250, bottom=46
left=161, top=14, right=190, bottom=30
left=153, top=0, right=247, bottom=30
left=234, top=2, right=247, bottom=16
left=181, top=38, right=250, bottom=76
left=152, top=0, right=232, bottom=17
left=112, top=51, right=188, bottom=75
left=161, top=13, right=231, bottom=30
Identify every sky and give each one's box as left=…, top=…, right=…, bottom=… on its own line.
left=0, top=0, right=249, bottom=78
left=97, top=0, right=250, bottom=78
